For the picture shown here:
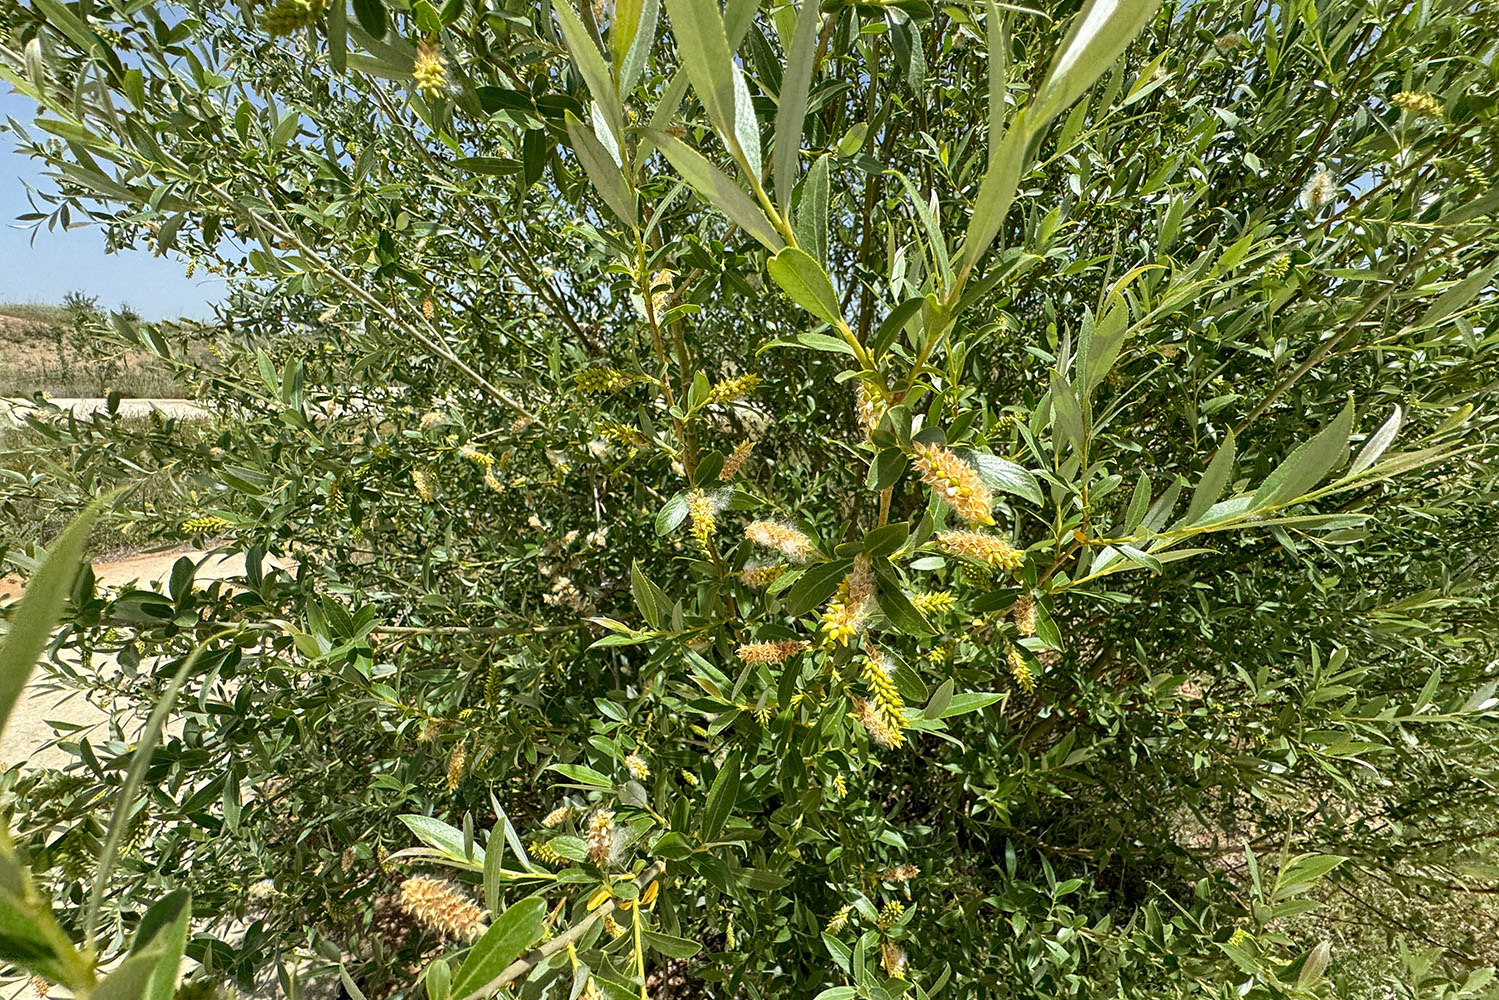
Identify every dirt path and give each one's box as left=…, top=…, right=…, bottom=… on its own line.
left=1, top=396, right=210, bottom=425
left=1, top=548, right=273, bottom=770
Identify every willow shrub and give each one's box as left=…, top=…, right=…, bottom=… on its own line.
left=3, top=0, right=1499, bottom=997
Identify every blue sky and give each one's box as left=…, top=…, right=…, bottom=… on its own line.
left=1, top=89, right=224, bottom=320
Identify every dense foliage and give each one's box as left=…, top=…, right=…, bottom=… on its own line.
left=3, top=0, right=1499, bottom=997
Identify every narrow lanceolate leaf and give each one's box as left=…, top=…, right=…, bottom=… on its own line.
left=1184, top=429, right=1235, bottom=525
left=1251, top=400, right=1354, bottom=510
left=767, top=247, right=843, bottom=327
left=647, top=130, right=784, bottom=250
left=728, top=60, right=762, bottom=173
left=450, top=897, right=546, bottom=998
left=774, top=0, right=821, bottom=214
left=131, top=890, right=192, bottom=1000
left=1349, top=405, right=1402, bottom=478
left=701, top=750, right=742, bottom=840
left=565, top=112, right=638, bottom=227
left=553, top=0, right=626, bottom=146
left=795, top=153, right=830, bottom=267
left=618, top=0, right=660, bottom=94
left=985, top=0, right=1008, bottom=170
left=662, top=0, right=739, bottom=144
left=1, top=499, right=106, bottom=739
left=1032, top=0, right=1162, bottom=124
left=1405, top=260, right=1499, bottom=333
left=959, top=107, right=1029, bottom=273
left=1082, top=301, right=1129, bottom=394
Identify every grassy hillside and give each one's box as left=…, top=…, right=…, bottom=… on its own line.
left=0, top=300, right=185, bottom=398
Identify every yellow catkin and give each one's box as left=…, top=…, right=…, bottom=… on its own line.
left=912, top=442, right=995, bottom=525
left=180, top=515, right=232, bottom=535
left=529, top=839, right=564, bottom=867
left=861, top=651, right=906, bottom=746
left=735, top=639, right=809, bottom=664
left=419, top=410, right=446, bottom=429
left=1013, top=594, right=1036, bottom=636
left=412, top=468, right=435, bottom=502
left=445, top=741, right=465, bottom=790
left=259, top=0, right=326, bottom=35
left=877, top=900, right=905, bottom=930
left=707, top=373, right=760, bottom=405
left=825, top=904, right=852, bottom=934
left=1264, top=252, right=1291, bottom=282
left=624, top=753, right=650, bottom=780
left=687, top=489, right=717, bottom=550
left=603, top=913, right=626, bottom=938
left=1392, top=90, right=1443, bottom=120
left=821, top=601, right=866, bottom=645
left=935, top=530, right=1022, bottom=571
left=413, top=40, right=448, bottom=100
left=1008, top=646, right=1036, bottom=693
left=574, top=367, right=631, bottom=393
left=458, top=444, right=493, bottom=468
left=542, top=804, right=571, bottom=828
left=740, top=562, right=787, bottom=588
left=745, top=520, right=815, bottom=563
left=586, top=809, right=615, bottom=867
left=908, top=591, right=956, bottom=616
left=833, top=772, right=847, bottom=798
left=719, top=439, right=755, bottom=480
left=398, top=876, right=486, bottom=940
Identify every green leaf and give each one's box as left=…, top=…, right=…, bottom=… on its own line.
left=773, top=0, right=820, bottom=214
left=656, top=493, right=689, bottom=535
left=1348, top=405, right=1402, bottom=477
left=93, top=947, right=168, bottom=1000
left=450, top=897, right=546, bottom=998
left=131, top=890, right=191, bottom=1000
left=958, top=107, right=1029, bottom=273
left=661, top=0, right=739, bottom=154
left=553, top=0, right=626, bottom=145
left=618, top=0, right=659, bottom=93
left=862, top=522, right=909, bottom=559
left=1049, top=370, right=1085, bottom=454
left=1, top=499, right=105, bottom=740
left=352, top=0, right=387, bottom=38
left=922, top=678, right=954, bottom=719
left=565, top=111, right=637, bottom=226
left=1405, top=260, right=1499, bottom=334
left=933, top=692, right=1002, bottom=719
left=424, top=959, right=451, bottom=1000
left=647, top=130, right=784, bottom=251
left=1183, top=429, right=1235, bottom=525
left=767, top=246, right=843, bottom=327
left=1032, top=0, right=1162, bottom=124
left=795, top=154, right=830, bottom=267
left=1271, top=854, right=1346, bottom=901
left=1250, top=400, right=1353, bottom=510
left=784, top=559, right=851, bottom=616
left=985, top=0, right=1007, bottom=169
left=965, top=452, right=1043, bottom=505
left=1082, top=301, right=1128, bottom=393
left=701, top=750, right=742, bottom=840
left=548, top=763, right=615, bottom=788
left=642, top=929, right=703, bottom=959
left=875, top=573, right=934, bottom=638
left=400, top=815, right=484, bottom=861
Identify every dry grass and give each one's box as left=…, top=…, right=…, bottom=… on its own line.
left=0, top=308, right=185, bottom=398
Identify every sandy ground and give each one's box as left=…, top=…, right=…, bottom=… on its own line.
left=1, top=548, right=265, bottom=770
